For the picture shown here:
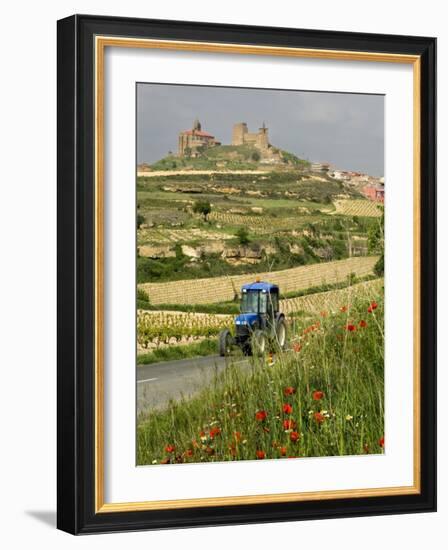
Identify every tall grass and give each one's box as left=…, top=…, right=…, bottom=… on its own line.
left=137, top=286, right=384, bottom=465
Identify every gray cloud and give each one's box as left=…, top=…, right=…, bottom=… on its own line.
left=137, top=83, right=384, bottom=177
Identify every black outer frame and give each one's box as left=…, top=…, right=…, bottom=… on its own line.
left=57, top=14, right=436, bottom=535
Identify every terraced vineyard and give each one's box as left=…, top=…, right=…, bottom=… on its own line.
left=208, top=211, right=300, bottom=231
left=139, top=256, right=379, bottom=305
left=138, top=227, right=233, bottom=245
left=333, top=200, right=382, bottom=217
left=136, top=278, right=383, bottom=351
left=137, top=310, right=232, bottom=350
left=281, top=278, right=383, bottom=315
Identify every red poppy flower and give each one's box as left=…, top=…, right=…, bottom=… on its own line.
left=256, top=450, right=266, bottom=459
left=282, top=403, right=293, bottom=414
left=379, top=436, right=385, bottom=448
left=165, top=444, right=175, bottom=453
left=346, top=324, right=356, bottom=332
left=283, top=419, right=296, bottom=430
left=359, top=320, right=367, bottom=328
left=290, top=431, right=300, bottom=442
left=255, top=410, right=267, bottom=421
left=340, top=305, right=348, bottom=312
left=314, top=412, right=325, bottom=424
left=209, top=426, right=221, bottom=439
left=184, top=449, right=194, bottom=457
left=280, top=446, right=287, bottom=456
left=312, top=390, right=324, bottom=401
left=292, top=342, right=302, bottom=352
left=370, top=301, right=378, bottom=310
left=284, top=386, right=296, bottom=396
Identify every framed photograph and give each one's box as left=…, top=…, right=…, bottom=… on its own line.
left=57, top=14, right=436, bottom=534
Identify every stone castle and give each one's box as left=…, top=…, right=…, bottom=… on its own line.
left=178, top=119, right=271, bottom=157
left=231, top=122, right=269, bottom=150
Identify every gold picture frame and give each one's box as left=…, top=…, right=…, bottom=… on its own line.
left=57, top=15, right=436, bottom=534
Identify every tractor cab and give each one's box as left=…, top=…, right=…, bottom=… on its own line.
left=236, top=282, right=280, bottom=331
left=218, top=280, right=286, bottom=357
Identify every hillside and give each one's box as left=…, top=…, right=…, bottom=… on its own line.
left=146, top=144, right=310, bottom=172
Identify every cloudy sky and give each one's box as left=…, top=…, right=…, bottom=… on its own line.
left=137, top=83, right=384, bottom=177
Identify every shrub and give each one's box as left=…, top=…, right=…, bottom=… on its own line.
left=236, top=226, right=250, bottom=245
left=193, top=199, right=212, bottom=221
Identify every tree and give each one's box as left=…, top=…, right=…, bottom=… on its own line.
left=251, top=151, right=260, bottom=162
left=193, top=199, right=212, bottom=221
left=368, top=206, right=384, bottom=276
left=236, top=226, right=250, bottom=245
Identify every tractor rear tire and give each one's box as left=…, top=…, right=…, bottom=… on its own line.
left=251, top=330, right=267, bottom=357
left=275, top=318, right=287, bottom=351
left=219, top=329, right=233, bottom=357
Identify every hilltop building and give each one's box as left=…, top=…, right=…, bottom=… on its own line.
left=362, top=184, right=385, bottom=203
left=178, top=119, right=220, bottom=157
left=175, top=119, right=287, bottom=165
left=232, top=122, right=269, bottom=150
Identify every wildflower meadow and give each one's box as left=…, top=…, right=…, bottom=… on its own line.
left=137, top=286, right=385, bottom=465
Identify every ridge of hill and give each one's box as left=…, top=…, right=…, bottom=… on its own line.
left=143, top=144, right=310, bottom=172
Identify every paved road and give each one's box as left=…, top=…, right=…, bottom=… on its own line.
left=137, top=354, right=251, bottom=414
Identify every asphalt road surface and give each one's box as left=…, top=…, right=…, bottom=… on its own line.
left=137, top=354, right=251, bottom=415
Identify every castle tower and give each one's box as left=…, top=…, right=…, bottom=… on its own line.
left=232, top=122, right=248, bottom=146
left=256, top=121, right=269, bottom=150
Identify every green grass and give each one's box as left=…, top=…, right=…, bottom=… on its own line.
left=137, top=338, right=217, bottom=365
left=138, top=299, right=240, bottom=314
left=137, top=288, right=384, bottom=463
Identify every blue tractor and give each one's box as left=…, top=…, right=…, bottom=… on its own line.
left=219, top=280, right=287, bottom=357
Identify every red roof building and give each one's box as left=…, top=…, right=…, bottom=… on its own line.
left=362, top=184, right=385, bottom=203
left=178, top=119, right=220, bottom=157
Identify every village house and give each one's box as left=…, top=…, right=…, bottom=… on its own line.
left=362, top=184, right=385, bottom=202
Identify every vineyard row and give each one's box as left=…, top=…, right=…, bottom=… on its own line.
left=139, top=256, right=379, bottom=305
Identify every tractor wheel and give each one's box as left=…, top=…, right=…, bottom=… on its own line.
left=275, top=318, right=287, bottom=351
left=219, top=329, right=233, bottom=357
left=251, top=330, right=267, bottom=357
